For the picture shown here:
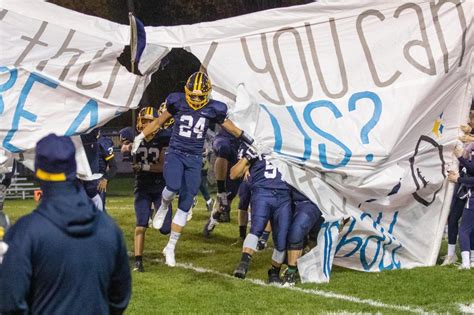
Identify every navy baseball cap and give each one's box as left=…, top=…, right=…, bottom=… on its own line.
left=119, top=127, right=135, bottom=143
left=35, top=134, right=76, bottom=181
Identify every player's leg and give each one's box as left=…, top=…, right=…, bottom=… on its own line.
left=133, top=191, right=153, bottom=272
left=443, top=194, right=464, bottom=265
left=458, top=207, right=474, bottom=269
left=199, top=170, right=214, bottom=212
left=154, top=180, right=173, bottom=235
left=267, top=190, right=292, bottom=284
left=153, top=152, right=183, bottom=229
left=257, top=221, right=272, bottom=251
left=284, top=201, right=321, bottom=286
left=237, top=180, right=252, bottom=242
left=234, top=189, right=271, bottom=279
left=163, top=154, right=202, bottom=267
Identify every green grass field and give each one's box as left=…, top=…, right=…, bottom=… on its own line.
left=3, top=178, right=474, bottom=314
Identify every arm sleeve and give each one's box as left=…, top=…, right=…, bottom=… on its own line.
left=165, top=94, right=179, bottom=116
left=108, top=229, right=132, bottom=315
left=214, top=102, right=228, bottom=124
left=0, top=219, right=33, bottom=314
left=457, top=176, right=474, bottom=187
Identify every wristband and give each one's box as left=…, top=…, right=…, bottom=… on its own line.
left=240, top=131, right=254, bottom=145
left=141, top=164, right=151, bottom=171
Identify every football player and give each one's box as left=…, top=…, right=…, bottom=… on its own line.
left=120, top=105, right=173, bottom=272
left=80, top=129, right=104, bottom=211
left=131, top=72, right=255, bottom=267
left=211, top=127, right=242, bottom=222
left=97, top=132, right=117, bottom=211
left=230, top=145, right=291, bottom=284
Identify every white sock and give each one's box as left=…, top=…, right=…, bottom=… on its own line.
left=447, top=244, right=456, bottom=257
left=461, top=251, right=470, bottom=267
left=206, top=199, right=213, bottom=205
left=167, top=231, right=181, bottom=250
left=161, top=187, right=176, bottom=209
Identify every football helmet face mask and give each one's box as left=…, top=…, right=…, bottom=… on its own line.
left=184, top=72, right=212, bottom=110
left=158, top=102, right=174, bottom=129
left=136, top=107, right=159, bottom=138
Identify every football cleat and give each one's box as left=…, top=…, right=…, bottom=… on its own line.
left=206, top=198, right=214, bottom=212
left=256, top=239, right=267, bottom=251
left=152, top=204, right=170, bottom=230
left=267, top=268, right=282, bottom=284
left=184, top=72, right=212, bottom=110
left=217, top=208, right=231, bottom=223
left=203, top=216, right=219, bottom=238
left=187, top=208, right=193, bottom=222
left=133, top=261, right=144, bottom=272
left=163, top=246, right=176, bottom=267
left=282, top=270, right=298, bottom=287
left=441, top=255, right=458, bottom=266
left=458, top=264, right=471, bottom=270
left=233, top=261, right=249, bottom=279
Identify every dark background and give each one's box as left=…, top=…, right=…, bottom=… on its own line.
left=47, top=0, right=313, bottom=127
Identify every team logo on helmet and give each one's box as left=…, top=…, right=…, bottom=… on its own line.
left=184, top=71, right=212, bottom=110
left=158, top=102, right=174, bottom=128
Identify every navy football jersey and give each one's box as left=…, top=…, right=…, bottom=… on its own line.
left=134, top=128, right=171, bottom=192
left=166, top=92, right=228, bottom=156
left=98, top=136, right=114, bottom=174
left=81, top=130, right=100, bottom=174
left=249, top=155, right=288, bottom=190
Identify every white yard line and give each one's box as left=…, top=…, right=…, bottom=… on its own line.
left=459, top=303, right=474, bottom=314
left=155, top=259, right=429, bottom=314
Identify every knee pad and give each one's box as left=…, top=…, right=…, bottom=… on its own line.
left=243, top=233, right=259, bottom=251
left=272, top=249, right=286, bottom=264
left=172, top=208, right=189, bottom=227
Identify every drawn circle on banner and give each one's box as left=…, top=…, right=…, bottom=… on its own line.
left=365, top=154, right=374, bottom=162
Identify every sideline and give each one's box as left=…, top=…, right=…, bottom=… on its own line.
left=154, top=259, right=429, bottom=314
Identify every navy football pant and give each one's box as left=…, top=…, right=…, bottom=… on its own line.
left=134, top=190, right=172, bottom=235
left=459, top=207, right=474, bottom=252
left=287, top=200, right=322, bottom=250
left=163, top=151, right=202, bottom=212
left=238, top=180, right=251, bottom=210
left=250, top=187, right=291, bottom=252
left=448, top=194, right=474, bottom=248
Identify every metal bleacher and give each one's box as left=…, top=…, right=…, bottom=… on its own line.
left=5, top=168, right=40, bottom=200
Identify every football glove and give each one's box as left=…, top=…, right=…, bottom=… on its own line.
left=131, top=132, right=145, bottom=155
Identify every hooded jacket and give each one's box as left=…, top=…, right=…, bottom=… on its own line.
left=0, top=181, right=131, bottom=315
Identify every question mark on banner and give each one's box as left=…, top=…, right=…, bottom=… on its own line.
left=348, top=91, right=382, bottom=162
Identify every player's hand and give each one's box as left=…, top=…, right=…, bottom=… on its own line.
left=453, top=145, right=464, bottom=158
left=460, top=125, right=472, bottom=134
left=459, top=134, right=474, bottom=143
left=447, top=171, right=459, bottom=183
left=131, top=133, right=145, bottom=155
left=243, top=146, right=258, bottom=161
left=97, top=178, right=108, bottom=193
left=121, top=143, right=132, bottom=153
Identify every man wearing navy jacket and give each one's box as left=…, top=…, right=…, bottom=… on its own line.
left=0, top=134, right=131, bottom=314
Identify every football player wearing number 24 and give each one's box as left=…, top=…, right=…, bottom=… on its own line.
left=131, top=72, right=255, bottom=267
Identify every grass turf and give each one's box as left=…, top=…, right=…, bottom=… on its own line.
left=3, top=184, right=473, bottom=314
